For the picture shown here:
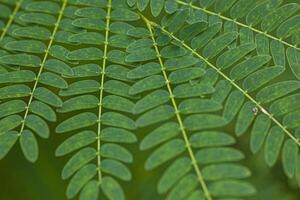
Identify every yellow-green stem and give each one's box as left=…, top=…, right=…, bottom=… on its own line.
left=97, top=0, right=112, bottom=184
left=18, top=0, right=68, bottom=136
left=141, top=14, right=213, bottom=200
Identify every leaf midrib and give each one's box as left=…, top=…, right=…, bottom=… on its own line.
left=176, top=0, right=300, bottom=52
left=96, top=0, right=112, bottom=184
left=18, top=0, right=68, bottom=135
left=141, top=15, right=300, bottom=148
left=141, top=14, right=213, bottom=200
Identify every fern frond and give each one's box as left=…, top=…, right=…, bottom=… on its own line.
left=177, top=0, right=300, bottom=79
left=0, top=0, right=70, bottom=162
left=124, top=13, right=256, bottom=199
left=139, top=5, right=300, bottom=188
left=54, top=0, right=138, bottom=199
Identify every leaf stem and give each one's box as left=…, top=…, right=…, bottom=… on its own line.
left=140, top=14, right=213, bottom=200
left=140, top=16, right=300, bottom=147
left=18, top=0, right=68, bottom=136
left=97, top=0, right=112, bottom=184
left=176, top=0, right=300, bottom=51
left=0, top=0, right=23, bottom=41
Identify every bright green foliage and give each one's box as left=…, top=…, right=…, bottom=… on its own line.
left=53, top=0, right=138, bottom=199
left=1, top=0, right=300, bottom=199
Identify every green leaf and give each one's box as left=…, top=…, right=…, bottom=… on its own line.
left=19, top=130, right=38, bottom=163
left=140, top=122, right=180, bottom=150
left=57, top=95, right=98, bottom=113
left=101, top=159, right=131, bottom=181
left=179, top=99, right=222, bottom=114
left=75, top=7, right=106, bottom=19
left=101, top=128, right=137, bottom=144
left=230, top=0, right=255, bottom=19
left=104, top=80, right=133, bottom=99
left=191, top=22, right=222, bottom=49
left=264, top=126, right=284, bottom=167
left=203, top=164, right=251, bottom=181
left=111, top=8, right=139, bottom=21
left=72, top=18, right=105, bottom=31
left=67, top=47, right=103, bottom=61
left=127, top=62, right=160, bottom=79
left=72, top=64, right=101, bottom=78
left=250, top=114, right=271, bottom=153
left=216, top=43, right=256, bottom=69
left=25, top=1, right=60, bottom=14
left=25, top=114, right=49, bottom=139
left=4, top=40, right=46, bottom=54
left=39, top=72, right=68, bottom=89
left=56, top=131, right=96, bottom=157
left=243, top=65, right=285, bottom=92
left=101, top=112, right=136, bottom=130
left=44, top=59, right=74, bottom=76
left=126, top=38, right=153, bottom=52
left=246, top=0, right=281, bottom=26
left=287, top=47, right=300, bottom=80
left=12, top=26, right=51, bottom=40
left=158, top=157, right=191, bottom=194
left=68, top=32, right=104, bottom=45
left=20, top=13, right=56, bottom=26
left=190, top=131, right=235, bottom=148
left=270, top=94, right=300, bottom=116
left=133, top=90, right=169, bottom=114
left=145, top=139, right=185, bottom=170
left=101, top=143, right=133, bottom=163
left=0, top=100, right=26, bottom=118
left=165, top=56, right=199, bottom=71
left=256, top=81, right=300, bottom=103
left=62, top=147, right=96, bottom=180
left=66, top=164, right=97, bottom=199
left=282, top=139, right=298, bottom=178
left=184, top=114, right=228, bottom=131
left=0, top=54, right=41, bottom=67
left=196, top=147, right=244, bottom=164
left=59, top=80, right=100, bottom=96
left=202, top=32, right=238, bottom=58
left=0, top=132, right=18, bottom=159
left=160, top=45, right=186, bottom=59
left=166, top=174, right=198, bottom=200
left=222, top=91, right=245, bottom=122
left=283, top=110, right=300, bottom=128
left=136, top=105, right=175, bottom=127
left=125, top=48, right=157, bottom=62
left=169, top=67, right=205, bottom=84
left=129, top=75, right=165, bottom=95
left=34, top=87, right=62, bottom=107
left=103, top=95, right=134, bottom=113
left=109, top=35, right=134, bottom=48
left=150, top=0, right=164, bottom=17
left=0, top=70, right=35, bottom=84
left=173, top=83, right=215, bottom=98
left=261, top=3, right=300, bottom=32
left=230, top=55, right=271, bottom=81
left=270, top=40, right=285, bottom=66
left=79, top=180, right=99, bottom=200
left=0, top=84, right=31, bottom=99
left=106, top=65, right=130, bottom=82
left=0, top=115, right=23, bottom=134
left=235, top=101, right=256, bottom=136
left=56, top=112, right=97, bottom=133
left=209, top=180, right=256, bottom=197
left=101, top=176, right=125, bottom=200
